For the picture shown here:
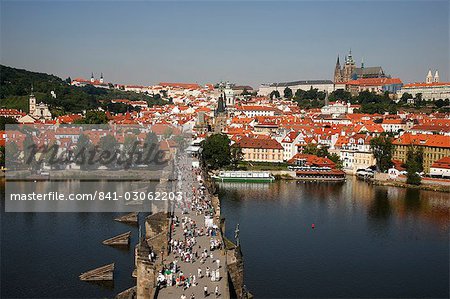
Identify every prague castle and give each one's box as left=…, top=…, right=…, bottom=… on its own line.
left=334, top=50, right=386, bottom=83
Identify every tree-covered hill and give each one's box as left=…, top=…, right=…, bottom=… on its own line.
left=0, top=65, right=166, bottom=114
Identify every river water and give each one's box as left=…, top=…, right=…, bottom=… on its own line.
left=1, top=178, right=449, bottom=298
left=218, top=178, right=449, bottom=298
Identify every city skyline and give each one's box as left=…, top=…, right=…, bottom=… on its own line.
left=1, top=0, right=449, bottom=87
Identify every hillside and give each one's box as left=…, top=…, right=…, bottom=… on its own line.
left=0, top=65, right=166, bottom=114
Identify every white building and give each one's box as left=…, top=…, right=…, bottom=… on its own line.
left=280, top=131, right=303, bottom=161
left=320, top=101, right=356, bottom=115
left=236, top=105, right=280, bottom=117
left=29, top=91, right=52, bottom=121
left=429, top=157, right=450, bottom=178
left=258, top=80, right=335, bottom=96
left=335, top=134, right=375, bottom=173
left=396, top=70, right=450, bottom=101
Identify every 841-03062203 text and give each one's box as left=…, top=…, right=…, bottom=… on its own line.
left=9, top=191, right=184, bottom=201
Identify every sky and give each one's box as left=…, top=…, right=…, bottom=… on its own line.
left=1, top=0, right=449, bottom=88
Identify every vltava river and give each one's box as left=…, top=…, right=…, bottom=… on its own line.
left=218, top=177, right=449, bottom=298
left=1, top=178, right=448, bottom=298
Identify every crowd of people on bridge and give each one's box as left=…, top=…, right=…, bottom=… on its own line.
left=155, top=159, right=223, bottom=298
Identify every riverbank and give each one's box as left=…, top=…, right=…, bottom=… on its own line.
left=372, top=173, right=450, bottom=193
left=371, top=179, right=450, bottom=193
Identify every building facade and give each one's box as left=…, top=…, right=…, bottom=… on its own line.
left=396, top=70, right=450, bottom=101
left=258, top=80, right=335, bottom=96
left=392, top=133, right=450, bottom=174
left=334, top=50, right=386, bottom=83
left=235, top=136, right=284, bottom=163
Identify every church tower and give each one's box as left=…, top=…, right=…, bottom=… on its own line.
left=224, top=82, right=235, bottom=107
left=334, top=55, right=342, bottom=83
left=91, top=72, right=95, bottom=83
left=100, top=73, right=104, bottom=84
left=434, top=70, right=440, bottom=83
left=29, top=86, right=36, bottom=115
left=426, top=69, right=433, bottom=84
left=343, top=49, right=356, bottom=82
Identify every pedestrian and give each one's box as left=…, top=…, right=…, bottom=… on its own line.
left=215, top=269, right=220, bottom=280
left=204, top=285, right=208, bottom=297
left=191, top=293, right=195, bottom=299
left=216, top=259, right=220, bottom=268
left=215, top=286, right=219, bottom=298
left=181, top=294, right=186, bottom=299
left=198, top=268, right=202, bottom=278
left=206, top=267, right=210, bottom=277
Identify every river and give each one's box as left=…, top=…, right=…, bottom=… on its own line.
left=218, top=177, right=449, bottom=298
left=1, top=178, right=449, bottom=298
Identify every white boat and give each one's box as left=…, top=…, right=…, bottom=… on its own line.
left=212, top=171, right=275, bottom=183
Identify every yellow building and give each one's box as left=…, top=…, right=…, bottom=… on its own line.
left=234, top=136, right=284, bottom=163
left=392, top=133, right=450, bottom=173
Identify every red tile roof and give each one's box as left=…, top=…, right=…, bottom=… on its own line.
left=235, top=136, right=283, bottom=150
left=393, top=133, right=450, bottom=148
left=431, top=157, right=450, bottom=169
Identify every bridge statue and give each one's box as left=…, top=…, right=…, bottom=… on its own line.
left=234, top=223, right=240, bottom=247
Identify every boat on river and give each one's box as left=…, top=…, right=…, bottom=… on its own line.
left=212, top=171, right=275, bottom=183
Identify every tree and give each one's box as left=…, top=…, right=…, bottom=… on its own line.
left=75, top=110, right=109, bottom=124
left=122, top=134, right=138, bottom=165
left=435, top=98, right=449, bottom=109
left=405, top=147, right=423, bottom=185
left=98, top=135, right=119, bottom=168
left=230, top=145, right=243, bottom=169
left=270, top=90, right=280, bottom=100
left=74, top=134, right=92, bottom=170
left=4, top=141, right=19, bottom=169
left=144, top=131, right=159, bottom=146
left=400, top=92, right=413, bottom=102
left=302, top=143, right=318, bottom=155
left=415, top=93, right=423, bottom=108
left=0, top=116, right=18, bottom=130
left=329, top=153, right=343, bottom=169
left=370, top=136, right=393, bottom=172
left=329, top=89, right=352, bottom=102
left=283, top=87, right=293, bottom=99
left=0, top=146, right=4, bottom=168
left=201, top=134, right=231, bottom=170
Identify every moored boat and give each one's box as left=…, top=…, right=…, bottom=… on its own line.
left=213, top=171, right=275, bottom=183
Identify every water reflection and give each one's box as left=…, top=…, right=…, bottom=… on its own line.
left=218, top=178, right=449, bottom=298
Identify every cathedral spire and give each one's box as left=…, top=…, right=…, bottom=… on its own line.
left=426, top=69, right=433, bottom=84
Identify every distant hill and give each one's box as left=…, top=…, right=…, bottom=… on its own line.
left=0, top=65, right=166, bottom=114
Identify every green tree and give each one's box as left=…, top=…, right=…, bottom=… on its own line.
left=4, top=141, right=19, bottom=168
left=122, top=134, right=138, bottom=164
left=303, top=143, right=319, bottom=155
left=144, top=131, right=159, bottom=146
left=0, top=146, right=4, bottom=168
left=230, top=145, right=243, bottom=169
left=283, top=87, right=293, bottom=99
left=74, top=134, right=92, bottom=170
left=201, top=134, right=231, bottom=170
left=75, top=110, right=109, bottom=124
left=370, top=136, right=393, bottom=172
left=401, top=92, right=413, bottom=102
left=0, top=116, right=18, bottom=130
left=405, top=147, right=423, bottom=185
left=270, top=90, right=280, bottom=100
left=329, top=153, right=343, bottom=169
left=329, top=89, right=352, bottom=102
left=98, top=135, right=119, bottom=168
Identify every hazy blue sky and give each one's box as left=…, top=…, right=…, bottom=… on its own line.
left=1, top=0, right=449, bottom=88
